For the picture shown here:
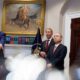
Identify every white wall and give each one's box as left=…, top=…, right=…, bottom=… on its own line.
left=42, top=0, right=67, bottom=41
left=4, top=44, right=32, bottom=57
left=44, top=0, right=65, bottom=33
left=65, top=0, right=80, bottom=13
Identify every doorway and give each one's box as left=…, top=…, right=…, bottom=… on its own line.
left=70, top=18, right=80, bottom=80
left=70, top=18, right=80, bottom=65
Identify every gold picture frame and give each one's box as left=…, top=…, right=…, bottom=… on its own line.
left=2, top=0, right=46, bottom=35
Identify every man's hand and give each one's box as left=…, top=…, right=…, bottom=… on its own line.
left=39, top=51, right=46, bottom=58
left=47, top=63, right=52, bottom=68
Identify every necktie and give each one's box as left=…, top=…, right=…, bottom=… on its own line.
left=46, top=40, right=49, bottom=51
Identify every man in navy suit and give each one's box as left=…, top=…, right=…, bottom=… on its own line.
left=0, top=31, right=6, bottom=59
left=46, top=33, right=67, bottom=70
left=40, top=28, right=55, bottom=57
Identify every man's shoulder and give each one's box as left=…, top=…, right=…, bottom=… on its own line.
left=60, top=44, right=67, bottom=49
left=42, top=39, right=54, bottom=44
left=50, top=39, right=55, bottom=45
left=51, top=38, right=54, bottom=42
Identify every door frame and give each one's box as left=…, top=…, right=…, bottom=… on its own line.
left=64, top=11, right=80, bottom=66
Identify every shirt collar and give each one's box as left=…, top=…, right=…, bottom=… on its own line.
left=55, top=43, right=61, bottom=47
left=48, top=37, right=52, bottom=42
left=47, top=38, right=52, bottom=44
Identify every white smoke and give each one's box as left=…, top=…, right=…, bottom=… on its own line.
left=45, top=69, right=67, bottom=80
left=5, top=53, right=46, bottom=80
left=5, top=53, right=67, bottom=80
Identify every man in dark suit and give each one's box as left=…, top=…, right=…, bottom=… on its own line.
left=0, top=31, right=6, bottom=59
left=40, top=28, right=55, bottom=57
left=46, top=33, right=67, bottom=70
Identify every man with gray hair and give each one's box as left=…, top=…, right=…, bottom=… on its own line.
left=40, top=28, right=55, bottom=58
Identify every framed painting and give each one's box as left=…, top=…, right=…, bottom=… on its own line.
left=2, top=0, right=46, bottom=35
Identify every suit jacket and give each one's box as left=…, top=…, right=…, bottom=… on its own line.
left=41, top=39, right=55, bottom=53
left=0, top=32, right=6, bottom=47
left=47, top=44, right=67, bottom=70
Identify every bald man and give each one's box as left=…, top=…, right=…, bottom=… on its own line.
left=46, top=33, right=67, bottom=70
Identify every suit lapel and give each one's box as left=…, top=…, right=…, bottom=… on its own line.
left=53, top=44, right=62, bottom=55
left=48, top=39, right=54, bottom=50
left=43, top=39, right=54, bottom=52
